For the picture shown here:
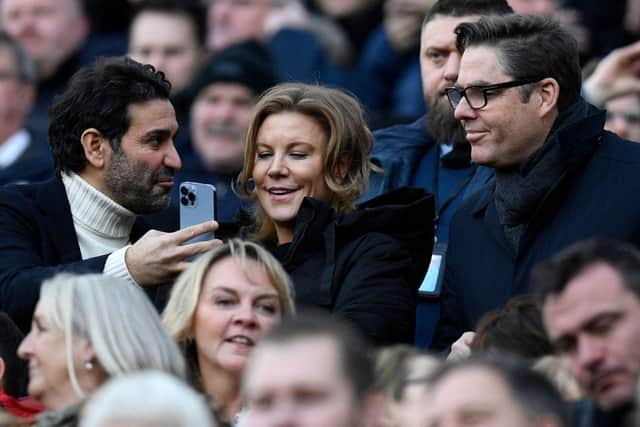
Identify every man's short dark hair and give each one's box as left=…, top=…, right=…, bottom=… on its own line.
left=471, top=294, right=553, bottom=360
left=454, top=14, right=581, bottom=112
left=0, top=312, right=28, bottom=397
left=429, top=356, right=568, bottom=426
left=48, top=56, right=171, bottom=176
left=131, top=0, right=207, bottom=46
left=533, top=239, right=640, bottom=304
left=258, top=311, right=374, bottom=402
left=0, top=32, right=35, bottom=83
left=423, top=0, right=513, bottom=27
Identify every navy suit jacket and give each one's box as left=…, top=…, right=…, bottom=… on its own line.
left=0, top=177, right=157, bottom=331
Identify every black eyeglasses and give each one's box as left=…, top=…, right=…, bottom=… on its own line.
left=444, top=78, right=542, bottom=110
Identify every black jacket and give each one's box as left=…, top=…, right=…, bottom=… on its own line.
left=269, top=187, right=435, bottom=345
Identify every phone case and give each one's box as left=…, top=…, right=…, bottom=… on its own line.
left=179, top=182, right=217, bottom=244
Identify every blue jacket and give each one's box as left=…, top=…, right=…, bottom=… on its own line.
left=0, top=177, right=158, bottom=331
left=433, top=102, right=640, bottom=349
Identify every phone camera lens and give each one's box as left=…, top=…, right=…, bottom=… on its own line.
left=180, top=196, right=189, bottom=206
left=188, top=192, right=196, bottom=202
left=180, top=186, right=189, bottom=195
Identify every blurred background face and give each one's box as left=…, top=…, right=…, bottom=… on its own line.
left=507, top=0, right=556, bottom=14
left=193, top=257, right=282, bottom=376
left=207, top=0, right=273, bottom=52
left=190, top=82, right=254, bottom=173
left=0, top=0, right=89, bottom=79
left=420, top=15, right=477, bottom=146
left=0, top=44, right=34, bottom=142
left=429, top=367, right=535, bottom=427
left=604, top=94, right=640, bottom=143
left=314, top=0, right=379, bottom=18
left=244, top=336, right=362, bottom=427
left=129, top=12, right=204, bottom=95
left=543, top=263, right=640, bottom=410
left=17, top=303, right=85, bottom=410
left=387, top=356, right=439, bottom=427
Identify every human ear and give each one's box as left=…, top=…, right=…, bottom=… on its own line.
left=80, top=128, right=110, bottom=170
left=536, top=77, right=560, bottom=118
left=0, top=357, right=5, bottom=385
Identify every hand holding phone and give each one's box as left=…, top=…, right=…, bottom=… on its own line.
left=179, top=182, right=217, bottom=245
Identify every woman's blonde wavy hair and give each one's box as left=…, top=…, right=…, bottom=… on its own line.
left=236, top=82, right=377, bottom=241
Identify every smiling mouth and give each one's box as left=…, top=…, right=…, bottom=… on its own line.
left=267, top=187, right=297, bottom=197
left=465, top=130, right=487, bottom=143
left=226, top=336, right=255, bottom=347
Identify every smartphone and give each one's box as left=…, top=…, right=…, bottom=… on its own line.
left=418, top=243, right=447, bottom=298
left=179, top=182, right=217, bottom=245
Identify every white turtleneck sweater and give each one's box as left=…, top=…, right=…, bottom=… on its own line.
left=62, top=172, right=138, bottom=286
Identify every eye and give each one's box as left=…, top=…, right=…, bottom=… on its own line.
left=256, top=151, right=272, bottom=160
left=214, top=298, right=235, bottom=307
left=288, top=152, right=308, bottom=159
left=294, top=389, right=327, bottom=405
left=257, top=303, right=278, bottom=315
left=554, top=337, right=576, bottom=355
left=251, top=395, right=273, bottom=410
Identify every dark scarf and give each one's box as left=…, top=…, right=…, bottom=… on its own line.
left=494, top=99, right=602, bottom=253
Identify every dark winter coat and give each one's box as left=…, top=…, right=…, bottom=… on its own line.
left=267, top=187, right=435, bottom=346
left=433, top=100, right=640, bottom=350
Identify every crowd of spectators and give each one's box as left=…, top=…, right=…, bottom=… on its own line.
left=0, top=0, right=640, bottom=426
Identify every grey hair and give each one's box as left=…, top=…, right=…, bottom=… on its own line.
left=38, top=273, right=187, bottom=398
left=79, top=371, right=216, bottom=427
left=0, top=31, right=35, bottom=82
left=163, top=238, right=295, bottom=343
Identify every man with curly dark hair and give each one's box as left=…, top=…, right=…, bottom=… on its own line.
left=0, top=56, right=219, bottom=332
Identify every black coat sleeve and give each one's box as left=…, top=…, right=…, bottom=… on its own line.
left=0, top=199, right=107, bottom=331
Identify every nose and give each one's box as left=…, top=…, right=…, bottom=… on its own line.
left=17, top=331, right=34, bottom=360
left=164, top=140, right=182, bottom=171
left=232, top=302, right=258, bottom=328
left=443, top=52, right=461, bottom=84
left=148, top=52, right=168, bottom=73
left=453, top=95, right=476, bottom=122
left=267, top=154, right=288, bottom=178
left=262, top=400, right=297, bottom=427
left=212, top=101, right=236, bottom=123
left=575, top=334, right=605, bottom=374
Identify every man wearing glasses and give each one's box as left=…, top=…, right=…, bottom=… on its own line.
left=433, top=14, right=640, bottom=352
left=362, top=0, right=514, bottom=348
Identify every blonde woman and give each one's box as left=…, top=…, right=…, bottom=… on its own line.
left=163, top=239, right=294, bottom=423
left=237, top=82, right=434, bottom=345
left=18, top=273, right=186, bottom=427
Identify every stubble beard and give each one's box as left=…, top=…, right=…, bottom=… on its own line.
left=104, top=148, right=173, bottom=215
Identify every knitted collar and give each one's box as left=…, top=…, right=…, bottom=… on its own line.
left=62, top=172, right=136, bottom=239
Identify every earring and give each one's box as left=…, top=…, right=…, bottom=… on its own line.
left=84, top=361, right=94, bottom=371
